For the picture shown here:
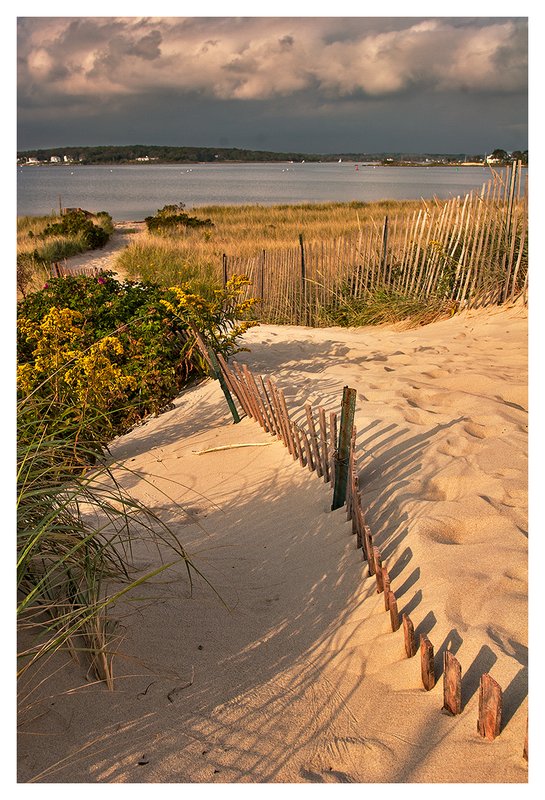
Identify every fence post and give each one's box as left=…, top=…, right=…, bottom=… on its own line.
left=420, top=635, right=435, bottom=690
left=381, top=215, right=389, bottom=282
left=477, top=674, right=502, bottom=740
left=331, top=387, right=357, bottom=510
left=388, top=591, right=400, bottom=631
left=222, top=253, right=228, bottom=287
left=403, top=614, right=417, bottom=658
left=299, top=232, right=307, bottom=325
left=442, top=651, right=462, bottom=715
left=189, top=323, right=241, bottom=424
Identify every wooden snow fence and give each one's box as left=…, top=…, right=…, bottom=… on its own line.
left=212, top=356, right=527, bottom=761
left=215, top=353, right=336, bottom=488
left=222, top=163, right=528, bottom=325
left=50, top=262, right=103, bottom=278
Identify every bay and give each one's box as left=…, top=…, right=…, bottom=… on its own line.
left=16, top=162, right=522, bottom=221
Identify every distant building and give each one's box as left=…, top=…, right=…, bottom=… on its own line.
left=50, top=156, right=61, bottom=163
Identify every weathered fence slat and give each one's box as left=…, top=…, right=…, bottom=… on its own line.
left=329, top=412, right=338, bottom=484
left=388, top=591, right=400, bottom=631
left=278, top=389, right=297, bottom=459
left=301, top=427, right=315, bottom=472
left=305, top=404, right=323, bottom=478
left=259, top=376, right=279, bottom=437
left=403, top=614, right=417, bottom=658
left=373, top=548, right=384, bottom=592
left=477, top=674, right=503, bottom=740
left=420, top=635, right=436, bottom=690
left=269, top=381, right=289, bottom=449
left=382, top=567, right=391, bottom=610
left=318, top=407, right=330, bottom=483
left=364, top=525, right=374, bottom=573
left=442, top=651, right=462, bottom=715
left=231, top=361, right=256, bottom=420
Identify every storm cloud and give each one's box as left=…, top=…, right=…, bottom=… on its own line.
left=17, top=16, right=528, bottom=153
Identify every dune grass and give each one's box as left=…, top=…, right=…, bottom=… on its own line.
left=115, top=199, right=424, bottom=281
left=17, top=212, right=115, bottom=298
left=17, top=392, right=203, bottom=690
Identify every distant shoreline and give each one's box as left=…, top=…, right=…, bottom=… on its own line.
left=18, top=161, right=506, bottom=168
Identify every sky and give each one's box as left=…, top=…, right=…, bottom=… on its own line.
left=15, top=4, right=530, bottom=155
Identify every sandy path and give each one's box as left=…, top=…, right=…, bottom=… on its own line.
left=61, top=220, right=145, bottom=279
left=17, top=304, right=528, bottom=784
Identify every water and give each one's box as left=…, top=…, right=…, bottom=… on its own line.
left=16, top=162, right=521, bottom=221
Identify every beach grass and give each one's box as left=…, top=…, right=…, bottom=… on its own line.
left=115, top=199, right=424, bottom=278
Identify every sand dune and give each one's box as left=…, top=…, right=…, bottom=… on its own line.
left=17, top=303, right=528, bottom=784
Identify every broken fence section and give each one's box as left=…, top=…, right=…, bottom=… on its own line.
left=216, top=353, right=337, bottom=489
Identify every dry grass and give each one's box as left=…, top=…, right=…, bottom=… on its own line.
left=116, top=199, right=424, bottom=281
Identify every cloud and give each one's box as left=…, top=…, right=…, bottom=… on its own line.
left=18, top=16, right=527, bottom=104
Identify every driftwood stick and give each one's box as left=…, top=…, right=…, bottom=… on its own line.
left=477, top=674, right=503, bottom=740
left=402, top=614, right=417, bottom=658
left=193, top=443, right=273, bottom=455
left=442, top=651, right=462, bottom=715
left=388, top=591, right=400, bottom=631
left=420, top=635, right=435, bottom=690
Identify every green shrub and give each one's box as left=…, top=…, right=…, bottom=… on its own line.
left=145, top=203, right=214, bottom=234
left=39, top=210, right=111, bottom=249
left=17, top=272, right=257, bottom=458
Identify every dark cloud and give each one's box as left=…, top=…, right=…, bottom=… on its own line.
left=17, top=16, right=528, bottom=152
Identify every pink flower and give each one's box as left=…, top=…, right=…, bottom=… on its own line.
left=97, top=276, right=105, bottom=284
left=43, top=283, right=49, bottom=289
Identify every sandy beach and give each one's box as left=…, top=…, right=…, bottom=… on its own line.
left=17, top=295, right=528, bottom=784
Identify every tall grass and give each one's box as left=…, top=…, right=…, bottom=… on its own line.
left=116, top=236, right=220, bottom=297
left=17, top=394, right=200, bottom=689
left=17, top=212, right=114, bottom=298
left=115, top=199, right=424, bottom=284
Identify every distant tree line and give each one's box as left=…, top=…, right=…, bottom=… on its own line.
left=489, top=149, right=528, bottom=165
left=17, top=144, right=528, bottom=166
left=18, top=145, right=327, bottom=164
